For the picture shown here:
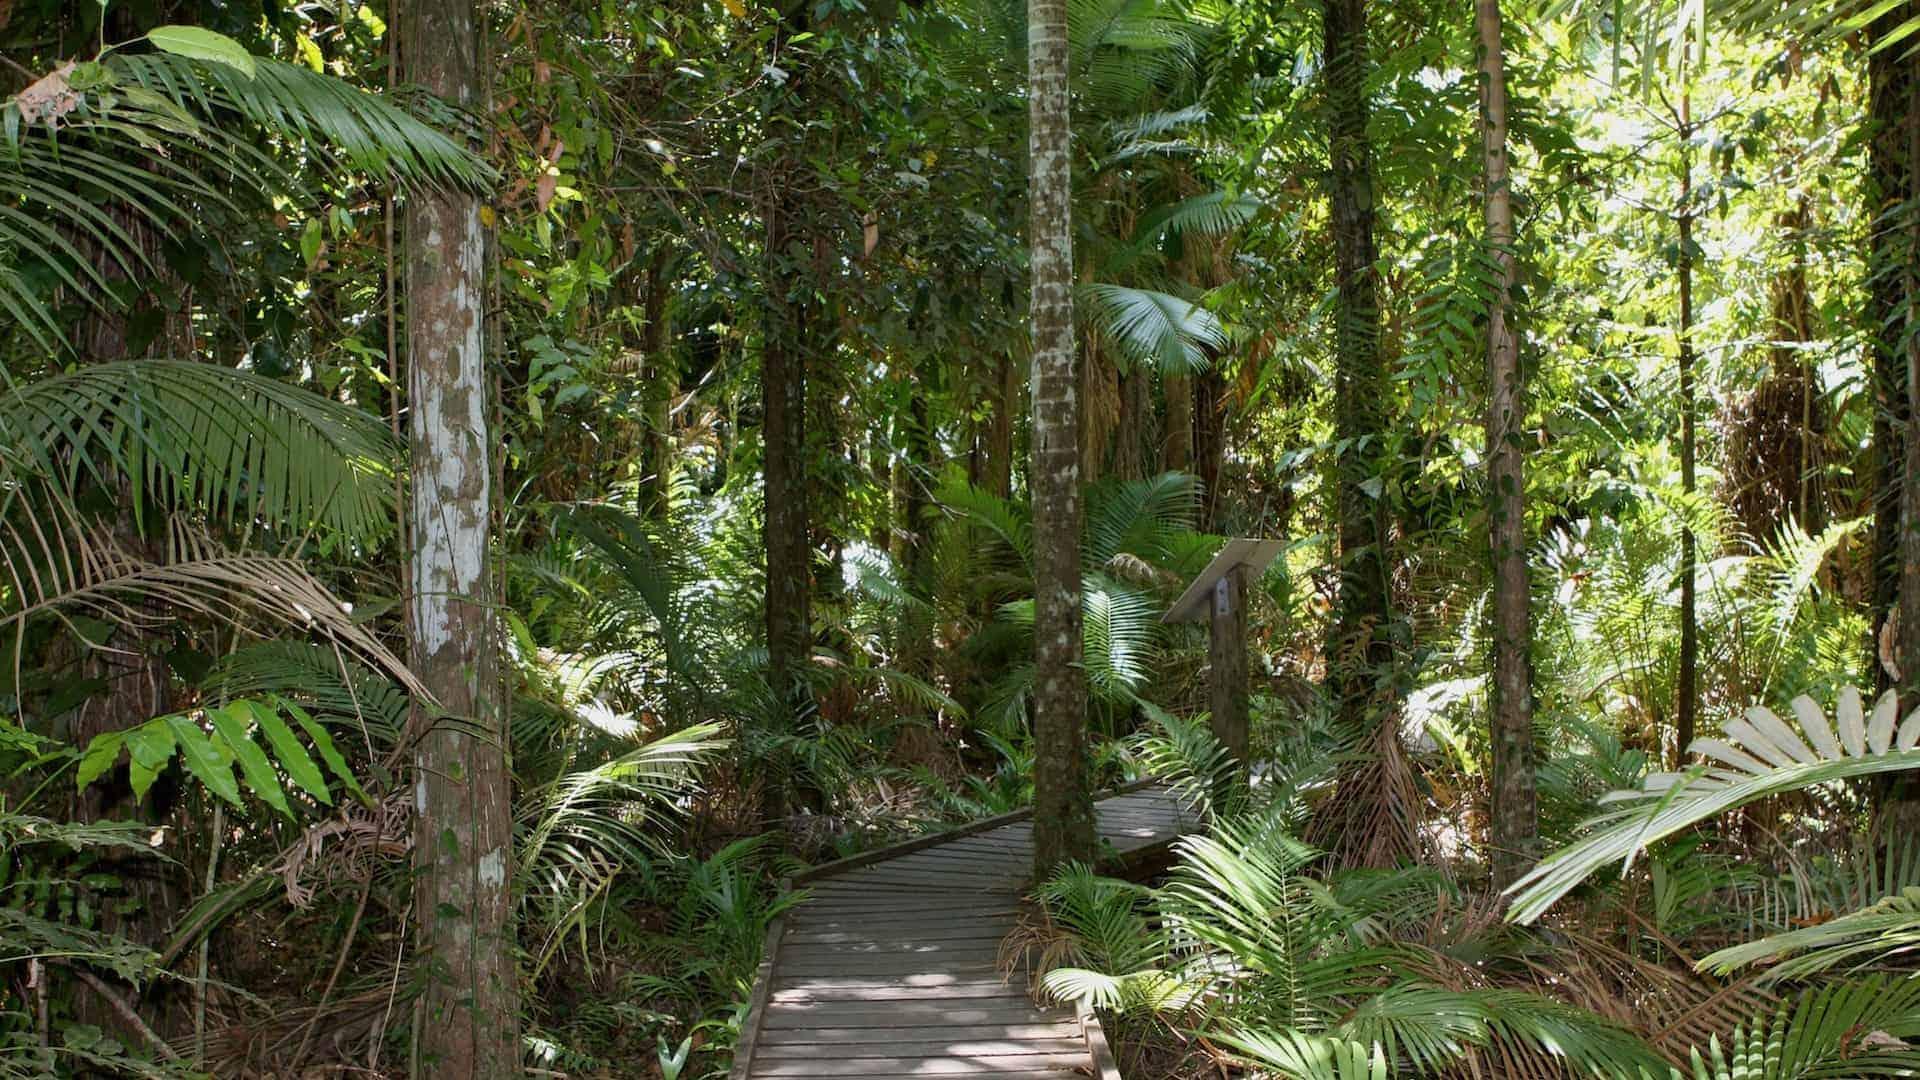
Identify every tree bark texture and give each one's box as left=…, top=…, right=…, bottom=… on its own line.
left=402, top=0, right=519, bottom=1071
left=1163, top=373, right=1194, bottom=474
left=1194, top=369, right=1225, bottom=527
left=1323, top=0, right=1395, bottom=737
left=1476, top=0, right=1538, bottom=890
left=1899, top=33, right=1920, bottom=713
left=1676, top=89, right=1699, bottom=764
left=1871, top=5, right=1916, bottom=692
left=1028, top=0, right=1096, bottom=874
left=640, top=248, right=675, bottom=517
left=762, top=203, right=813, bottom=822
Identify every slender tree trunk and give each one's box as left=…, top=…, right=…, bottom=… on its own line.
left=984, top=354, right=1017, bottom=498
left=1900, top=46, right=1920, bottom=712
left=640, top=248, right=675, bottom=517
left=897, top=354, right=934, bottom=684
left=1676, top=88, right=1699, bottom=763
left=1028, top=0, right=1095, bottom=874
left=1322, top=0, right=1394, bottom=738
left=1870, top=6, right=1915, bottom=691
left=403, top=0, right=518, bottom=1071
left=1477, top=0, right=1537, bottom=890
left=1163, top=373, right=1193, bottom=474
left=762, top=206, right=812, bottom=824
left=1194, top=368, right=1225, bottom=526
left=759, top=7, right=819, bottom=826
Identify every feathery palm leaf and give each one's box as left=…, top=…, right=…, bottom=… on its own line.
left=0, top=360, right=399, bottom=540
left=1699, top=888, right=1920, bottom=983
left=1216, top=1029, right=1390, bottom=1080
left=1671, top=975, right=1920, bottom=1079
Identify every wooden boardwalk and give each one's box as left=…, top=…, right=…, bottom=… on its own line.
left=731, top=784, right=1197, bottom=1079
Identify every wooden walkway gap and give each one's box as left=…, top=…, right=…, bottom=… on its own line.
left=732, top=783, right=1198, bottom=1080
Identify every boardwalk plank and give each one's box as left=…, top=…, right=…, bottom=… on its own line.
left=737, top=784, right=1190, bottom=1080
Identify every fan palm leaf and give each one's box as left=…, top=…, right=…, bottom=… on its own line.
left=1508, top=687, right=1920, bottom=923
left=1082, top=282, right=1226, bottom=373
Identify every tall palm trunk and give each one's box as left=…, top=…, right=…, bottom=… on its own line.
left=1676, top=87, right=1699, bottom=763
left=402, top=0, right=518, bottom=1071
left=1323, top=0, right=1393, bottom=740
left=1871, top=4, right=1916, bottom=692
left=1899, top=34, right=1920, bottom=716
left=1028, top=0, right=1095, bottom=874
left=1476, top=0, right=1537, bottom=889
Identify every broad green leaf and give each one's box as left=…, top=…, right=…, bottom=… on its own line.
left=123, top=721, right=177, bottom=800
left=244, top=699, right=330, bottom=806
left=145, top=27, right=257, bottom=78
left=207, top=703, right=291, bottom=818
left=285, top=701, right=369, bottom=805
left=75, top=732, right=126, bottom=790
left=164, top=714, right=242, bottom=808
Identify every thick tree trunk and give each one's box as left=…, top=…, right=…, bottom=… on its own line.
left=1676, top=89, right=1699, bottom=764
left=1477, top=0, right=1537, bottom=890
left=1322, top=0, right=1394, bottom=740
left=1163, top=373, right=1193, bottom=474
left=402, top=0, right=519, bottom=1072
left=1870, top=7, right=1915, bottom=692
left=1028, top=0, right=1095, bottom=874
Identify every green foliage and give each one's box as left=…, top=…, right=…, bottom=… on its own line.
left=1509, top=688, right=1920, bottom=922
left=73, top=697, right=364, bottom=817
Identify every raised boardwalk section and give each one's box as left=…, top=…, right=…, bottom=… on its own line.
left=731, top=783, right=1197, bottom=1079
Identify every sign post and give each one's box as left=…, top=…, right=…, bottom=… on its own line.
left=1164, top=539, right=1284, bottom=769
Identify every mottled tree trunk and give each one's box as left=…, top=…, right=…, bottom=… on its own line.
left=1676, top=88, right=1699, bottom=764
left=1028, top=0, right=1095, bottom=874
left=1322, top=0, right=1394, bottom=739
left=1477, top=0, right=1537, bottom=890
left=403, top=0, right=519, bottom=1072
left=640, top=248, right=676, bottom=517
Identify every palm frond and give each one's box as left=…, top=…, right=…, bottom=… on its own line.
left=106, top=51, right=491, bottom=192
left=1699, top=887, right=1920, bottom=984
left=1133, top=190, right=1262, bottom=245
left=1508, top=687, right=1920, bottom=923
left=1215, top=1028, right=1389, bottom=1080
left=1674, top=975, right=1920, bottom=1079
left=1082, top=283, right=1225, bottom=373
left=0, top=360, right=399, bottom=541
